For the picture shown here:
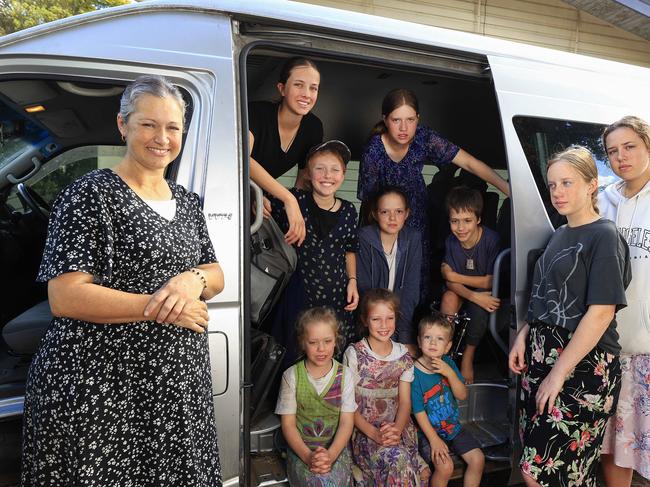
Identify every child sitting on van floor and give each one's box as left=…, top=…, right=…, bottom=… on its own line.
left=412, top=312, right=484, bottom=487
left=270, top=140, right=359, bottom=366
left=275, top=307, right=356, bottom=485
left=345, top=289, right=430, bottom=486
left=439, top=186, right=500, bottom=384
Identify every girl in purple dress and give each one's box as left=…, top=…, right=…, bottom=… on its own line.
left=357, top=89, right=510, bottom=298
left=344, top=289, right=429, bottom=486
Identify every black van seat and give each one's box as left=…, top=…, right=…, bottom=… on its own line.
left=2, top=300, right=52, bottom=354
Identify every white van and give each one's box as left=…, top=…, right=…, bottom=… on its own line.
left=1, top=0, right=649, bottom=484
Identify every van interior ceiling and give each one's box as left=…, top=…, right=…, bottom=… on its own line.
left=245, top=49, right=513, bottom=477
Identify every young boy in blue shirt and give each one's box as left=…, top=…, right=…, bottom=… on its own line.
left=412, top=312, right=484, bottom=487
left=440, top=186, right=500, bottom=384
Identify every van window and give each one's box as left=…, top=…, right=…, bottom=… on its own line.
left=512, top=116, right=616, bottom=227
left=7, top=145, right=125, bottom=212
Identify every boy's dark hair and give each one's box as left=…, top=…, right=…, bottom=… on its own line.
left=445, top=185, right=483, bottom=219
left=418, top=310, right=454, bottom=341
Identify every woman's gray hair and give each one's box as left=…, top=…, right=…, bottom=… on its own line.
left=119, top=75, right=187, bottom=127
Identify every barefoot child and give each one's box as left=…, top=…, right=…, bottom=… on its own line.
left=413, top=312, right=484, bottom=487
left=344, top=289, right=429, bottom=486
left=275, top=307, right=357, bottom=485
left=439, top=186, right=500, bottom=384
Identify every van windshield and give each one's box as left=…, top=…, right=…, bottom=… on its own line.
left=0, top=103, right=50, bottom=172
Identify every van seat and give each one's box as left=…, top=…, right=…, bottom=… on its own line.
left=2, top=300, right=52, bottom=355
left=458, top=383, right=509, bottom=450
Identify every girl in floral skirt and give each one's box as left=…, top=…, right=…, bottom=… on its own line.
left=599, top=116, right=650, bottom=486
left=509, top=146, right=631, bottom=487
left=275, top=307, right=356, bottom=486
left=344, top=288, right=429, bottom=486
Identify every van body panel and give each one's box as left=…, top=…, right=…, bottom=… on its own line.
left=0, top=10, right=243, bottom=483
left=2, top=1, right=650, bottom=485
left=489, top=53, right=650, bottom=320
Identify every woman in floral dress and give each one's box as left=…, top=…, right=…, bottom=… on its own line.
left=22, top=75, right=224, bottom=486
left=599, top=116, right=650, bottom=486
left=509, top=146, right=631, bottom=487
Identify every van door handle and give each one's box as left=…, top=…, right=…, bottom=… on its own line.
left=489, top=247, right=510, bottom=355
left=250, top=180, right=263, bottom=234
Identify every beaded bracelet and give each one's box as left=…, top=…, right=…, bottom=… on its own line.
left=190, top=268, right=208, bottom=290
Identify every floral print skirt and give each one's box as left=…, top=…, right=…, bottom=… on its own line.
left=352, top=418, right=428, bottom=486
left=601, top=353, right=650, bottom=479
left=519, top=323, right=621, bottom=487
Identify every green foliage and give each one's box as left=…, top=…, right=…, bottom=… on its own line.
left=0, top=0, right=130, bottom=36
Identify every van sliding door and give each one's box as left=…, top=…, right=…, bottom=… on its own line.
left=488, top=52, right=647, bottom=340
left=488, top=52, right=646, bottom=473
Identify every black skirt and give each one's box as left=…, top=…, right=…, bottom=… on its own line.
left=518, top=323, right=621, bottom=487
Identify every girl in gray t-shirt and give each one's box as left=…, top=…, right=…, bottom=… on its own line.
left=509, top=146, right=631, bottom=487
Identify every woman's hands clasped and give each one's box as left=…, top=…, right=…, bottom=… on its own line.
left=144, top=271, right=209, bottom=333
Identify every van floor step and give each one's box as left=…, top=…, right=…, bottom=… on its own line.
left=250, top=453, right=287, bottom=487
left=483, top=443, right=511, bottom=462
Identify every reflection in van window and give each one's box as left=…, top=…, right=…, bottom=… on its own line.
left=513, top=116, right=616, bottom=228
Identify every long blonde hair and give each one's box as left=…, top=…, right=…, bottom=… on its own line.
left=547, top=145, right=599, bottom=214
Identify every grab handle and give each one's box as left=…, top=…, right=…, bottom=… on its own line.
left=250, top=180, right=263, bottom=234
left=489, top=248, right=511, bottom=355
left=7, top=157, right=41, bottom=184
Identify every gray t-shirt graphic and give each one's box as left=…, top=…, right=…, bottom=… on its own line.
left=527, top=218, right=631, bottom=355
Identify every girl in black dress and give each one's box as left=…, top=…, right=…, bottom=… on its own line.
left=22, top=75, right=224, bottom=486
left=509, top=146, right=630, bottom=487
left=271, top=140, right=359, bottom=366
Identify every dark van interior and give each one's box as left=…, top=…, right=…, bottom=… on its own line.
left=245, top=48, right=513, bottom=483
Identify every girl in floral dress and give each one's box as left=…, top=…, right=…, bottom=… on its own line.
left=344, top=289, right=429, bottom=486
left=509, top=146, right=631, bottom=487
left=599, top=116, right=650, bottom=486
left=275, top=307, right=356, bottom=486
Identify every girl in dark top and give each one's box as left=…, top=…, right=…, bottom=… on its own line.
left=357, top=88, right=509, bottom=297
left=509, top=146, right=631, bottom=487
left=249, top=57, right=324, bottom=247
left=271, top=140, right=359, bottom=367
left=357, top=186, right=422, bottom=354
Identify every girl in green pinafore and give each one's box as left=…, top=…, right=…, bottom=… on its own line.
left=275, top=307, right=357, bottom=486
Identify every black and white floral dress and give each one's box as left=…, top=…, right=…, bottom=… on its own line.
left=21, top=169, right=221, bottom=486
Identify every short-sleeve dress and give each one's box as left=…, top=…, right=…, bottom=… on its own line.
left=21, top=169, right=221, bottom=486
left=275, top=360, right=357, bottom=486
left=519, top=218, right=630, bottom=487
left=358, top=125, right=459, bottom=297
left=344, top=340, right=428, bottom=486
